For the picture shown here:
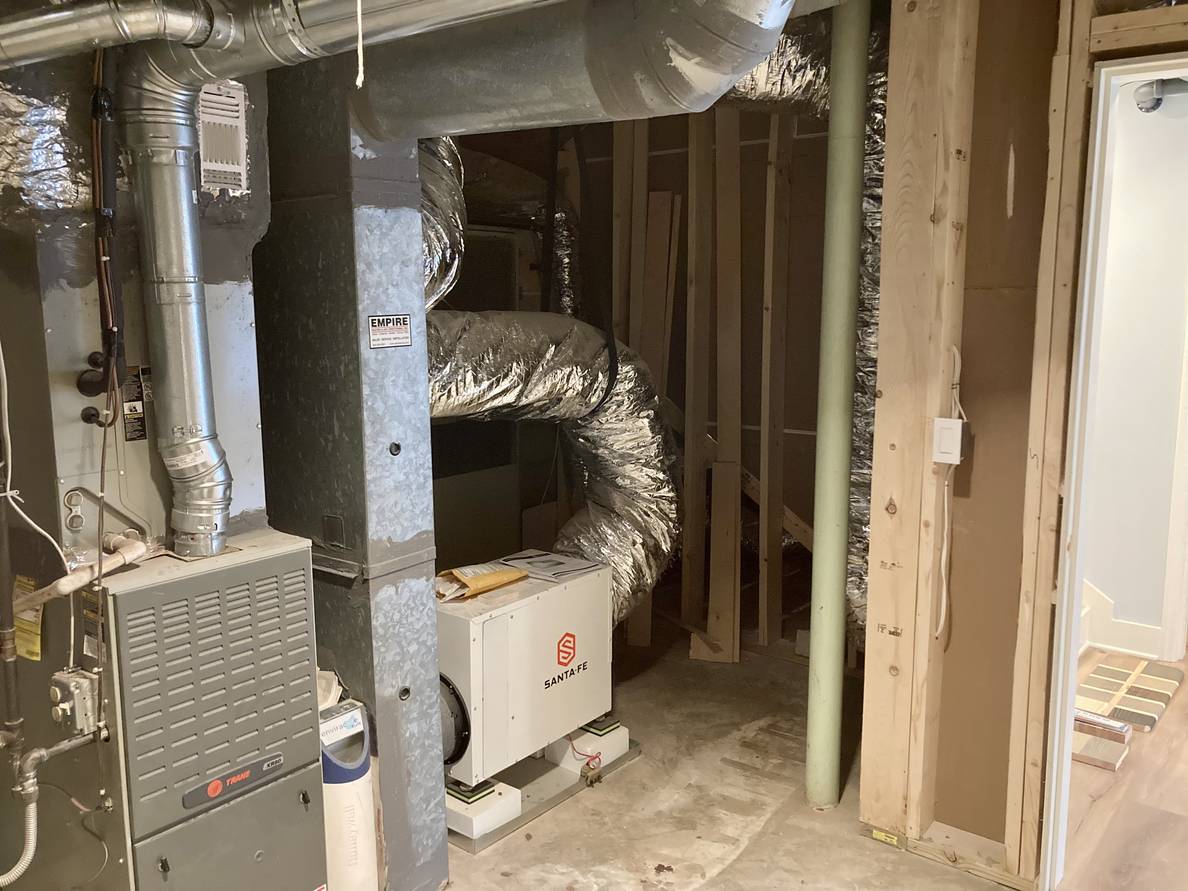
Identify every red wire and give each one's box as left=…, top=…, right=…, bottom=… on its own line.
left=567, top=735, right=602, bottom=770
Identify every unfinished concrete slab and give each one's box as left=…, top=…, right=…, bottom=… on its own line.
left=447, top=623, right=995, bottom=889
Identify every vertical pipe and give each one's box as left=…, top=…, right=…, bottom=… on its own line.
left=0, top=496, right=21, bottom=764
left=121, top=64, right=232, bottom=557
left=807, top=0, right=871, bottom=809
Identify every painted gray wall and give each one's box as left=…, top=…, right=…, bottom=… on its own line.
left=1081, top=80, right=1188, bottom=629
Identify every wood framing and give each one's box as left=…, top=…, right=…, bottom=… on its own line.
left=758, top=112, right=796, bottom=648
left=628, top=119, right=650, bottom=349
left=1089, top=3, right=1188, bottom=53
left=695, top=108, right=743, bottom=662
left=1009, top=0, right=1188, bottom=881
left=628, top=189, right=676, bottom=647
left=611, top=122, right=634, bottom=342
left=681, top=112, right=715, bottom=625
left=859, top=0, right=981, bottom=839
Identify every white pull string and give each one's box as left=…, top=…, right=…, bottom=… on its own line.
left=355, top=0, right=365, bottom=87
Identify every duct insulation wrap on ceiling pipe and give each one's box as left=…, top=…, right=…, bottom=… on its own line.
left=358, top=0, right=795, bottom=137
left=427, top=311, right=680, bottom=624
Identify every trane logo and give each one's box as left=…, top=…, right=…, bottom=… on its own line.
left=182, top=754, right=284, bottom=809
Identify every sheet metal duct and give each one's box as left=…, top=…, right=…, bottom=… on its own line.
left=0, top=0, right=213, bottom=68
left=357, top=0, right=796, bottom=136
left=427, top=311, right=679, bottom=624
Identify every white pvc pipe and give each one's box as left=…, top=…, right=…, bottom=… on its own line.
left=13, top=535, right=148, bottom=615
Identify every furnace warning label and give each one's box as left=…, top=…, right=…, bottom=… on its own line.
left=367, top=314, right=412, bottom=349
left=13, top=576, right=41, bottom=662
left=122, top=365, right=149, bottom=442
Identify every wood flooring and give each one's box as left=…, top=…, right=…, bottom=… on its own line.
left=1061, top=650, right=1188, bottom=889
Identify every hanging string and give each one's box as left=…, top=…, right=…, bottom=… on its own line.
left=354, top=0, right=365, bottom=88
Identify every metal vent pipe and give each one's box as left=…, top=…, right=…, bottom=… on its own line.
left=0, top=0, right=214, bottom=68
left=357, top=0, right=797, bottom=137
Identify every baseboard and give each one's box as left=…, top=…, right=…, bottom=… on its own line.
left=1082, top=580, right=1162, bottom=659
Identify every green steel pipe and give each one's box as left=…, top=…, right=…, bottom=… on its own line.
left=806, top=0, right=871, bottom=809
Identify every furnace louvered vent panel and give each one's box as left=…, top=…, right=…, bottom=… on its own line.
left=115, top=557, right=318, bottom=841
left=197, top=80, right=248, bottom=193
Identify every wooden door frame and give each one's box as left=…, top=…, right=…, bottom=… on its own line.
left=1038, top=47, right=1188, bottom=891
left=1010, top=2, right=1188, bottom=886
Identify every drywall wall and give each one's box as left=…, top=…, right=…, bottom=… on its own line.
left=932, top=0, right=1059, bottom=843
left=1078, top=76, right=1188, bottom=635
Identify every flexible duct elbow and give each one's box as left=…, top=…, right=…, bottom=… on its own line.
left=359, top=0, right=795, bottom=137
left=0, top=0, right=216, bottom=70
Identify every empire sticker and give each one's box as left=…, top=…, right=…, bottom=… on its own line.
left=367, top=314, right=412, bottom=349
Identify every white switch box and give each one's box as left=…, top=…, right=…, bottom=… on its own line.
left=932, top=417, right=965, bottom=465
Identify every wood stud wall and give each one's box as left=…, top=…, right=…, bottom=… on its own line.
left=614, top=107, right=814, bottom=658
left=860, top=1, right=1188, bottom=888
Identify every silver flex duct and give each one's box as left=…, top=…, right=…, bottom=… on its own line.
left=427, top=311, right=679, bottom=624
left=725, top=14, right=887, bottom=632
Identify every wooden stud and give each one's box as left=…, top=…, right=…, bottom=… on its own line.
left=628, top=120, right=650, bottom=350
left=681, top=112, right=715, bottom=626
left=636, top=191, right=675, bottom=387
left=740, top=466, right=814, bottom=551
left=858, top=0, right=981, bottom=839
left=662, top=194, right=683, bottom=396
left=1089, top=4, right=1188, bottom=53
left=611, top=122, right=634, bottom=342
left=691, top=462, right=742, bottom=662
left=1005, top=0, right=1095, bottom=877
left=694, top=108, right=744, bottom=663
left=627, top=190, right=675, bottom=648
left=758, top=113, right=796, bottom=648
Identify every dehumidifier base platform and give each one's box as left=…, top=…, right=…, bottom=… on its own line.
left=447, top=733, right=639, bottom=854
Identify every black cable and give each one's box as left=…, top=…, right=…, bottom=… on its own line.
left=90, top=49, right=126, bottom=392
left=572, top=125, right=619, bottom=416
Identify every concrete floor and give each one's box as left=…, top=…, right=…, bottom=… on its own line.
left=446, top=621, right=995, bottom=890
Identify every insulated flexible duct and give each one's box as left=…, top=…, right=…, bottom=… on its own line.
left=724, top=14, right=887, bottom=632
left=427, top=311, right=679, bottom=624
left=418, top=140, right=675, bottom=621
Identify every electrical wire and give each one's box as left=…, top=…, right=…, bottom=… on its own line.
left=935, top=345, right=966, bottom=641
left=0, top=338, right=69, bottom=576
left=39, top=784, right=109, bottom=888
left=566, top=734, right=601, bottom=771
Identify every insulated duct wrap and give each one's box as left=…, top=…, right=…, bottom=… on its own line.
left=419, top=136, right=466, bottom=309
left=725, top=15, right=887, bottom=632
left=0, top=79, right=87, bottom=213
left=426, top=311, right=679, bottom=623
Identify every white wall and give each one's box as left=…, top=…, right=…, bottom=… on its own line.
left=1079, top=75, right=1188, bottom=637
